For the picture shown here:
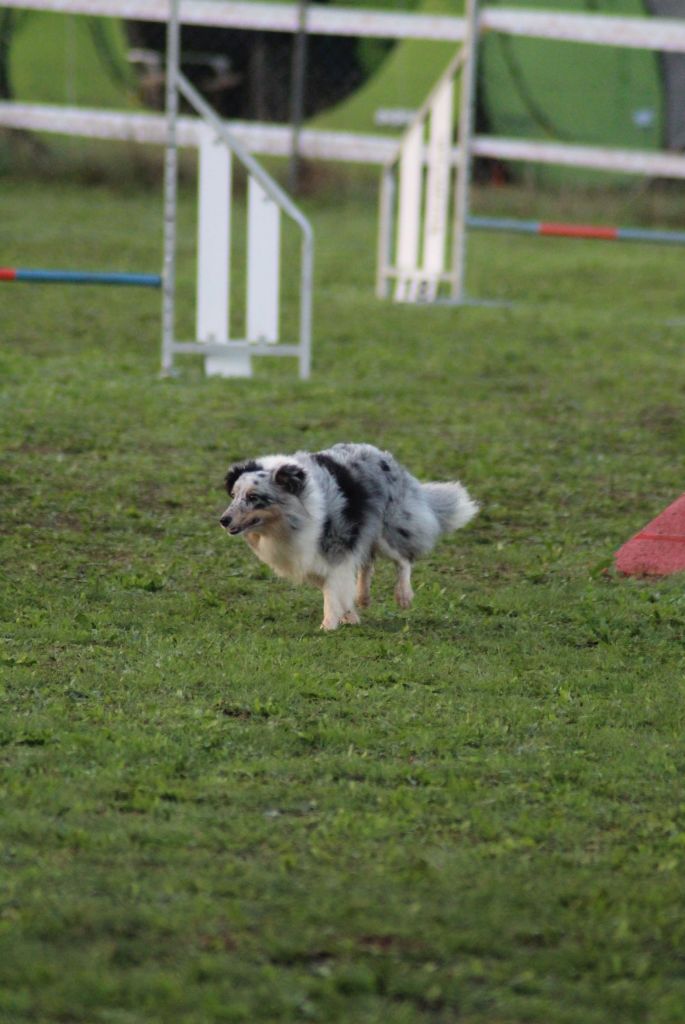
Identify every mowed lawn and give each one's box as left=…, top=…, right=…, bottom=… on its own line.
left=1, top=167, right=685, bottom=1024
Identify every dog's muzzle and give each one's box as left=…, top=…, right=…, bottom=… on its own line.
left=219, top=511, right=261, bottom=535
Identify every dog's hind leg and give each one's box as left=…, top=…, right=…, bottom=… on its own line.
left=393, top=558, right=414, bottom=609
left=321, top=564, right=358, bottom=631
left=378, top=539, right=414, bottom=609
left=356, top=560, right=374, bottom=608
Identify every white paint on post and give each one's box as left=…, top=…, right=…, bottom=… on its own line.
left=196, top=124, right=251, bottom=377
left=395, top=118, right=423, bottom=302
left=422, top=75, right=454, bottom=299
left=376, top=164, right=395, bottom=299
left=247, top=175, right=280, bottom=343
left=196, top=123, right=230, bottom=346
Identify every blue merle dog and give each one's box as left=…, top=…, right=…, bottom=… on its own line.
left=219, top=443, right=478, bottom=630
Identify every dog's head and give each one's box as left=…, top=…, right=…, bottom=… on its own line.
left=219, top=459, right=307, bottom=536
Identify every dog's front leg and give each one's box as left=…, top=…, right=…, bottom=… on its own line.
left=321, top=565, right=358, bottom=631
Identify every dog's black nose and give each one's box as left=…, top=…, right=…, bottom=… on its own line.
left=219, top=513, right=232, bottom=528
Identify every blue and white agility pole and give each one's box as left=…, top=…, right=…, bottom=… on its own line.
left=0, top=267, right=161, bottom=287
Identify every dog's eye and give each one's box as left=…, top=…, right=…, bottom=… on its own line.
left=250, top=493, right=270, bottom=508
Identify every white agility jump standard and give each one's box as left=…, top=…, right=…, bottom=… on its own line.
left=167, top=74, right=313, bottom=379
left=377, top=0, right=479, bottom=304
left=161, top=0, right=313, bottom=378
left=193, top=122, right=284, bottom=375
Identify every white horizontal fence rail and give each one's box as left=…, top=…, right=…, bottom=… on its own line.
left=482, top=8, right=685, bottom=52
left=0, top=0, right=466, bottom=40
left=471, top=137, right=685, bottom=180
left=0, top=101, right=397, bottom=161
left=4, top=102, right=685, bottom=182
left=5, top=0, right=685, bottom=52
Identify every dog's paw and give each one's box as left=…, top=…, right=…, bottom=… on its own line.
left=394, top=584, right=414, bottom=609
left=320, top=617, right=340, bottom=631
left=341, top=609, right=360, bottom=625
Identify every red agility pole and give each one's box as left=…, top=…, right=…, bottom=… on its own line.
left=539, top=222, right=617, bottom=241
left=467, top=217, right=685, bottom=247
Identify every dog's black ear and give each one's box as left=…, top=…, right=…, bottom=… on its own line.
left=274, top=463, right=306, bottom=496
left=225, top=460, right=261, bottom=495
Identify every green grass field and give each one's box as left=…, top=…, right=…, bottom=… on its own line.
left=2, top=159, right=685, bottom=1024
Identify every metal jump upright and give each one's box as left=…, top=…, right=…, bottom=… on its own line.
left=376, top=0, right=480, bottom=304
left=160, top=0, right=314, bottom=379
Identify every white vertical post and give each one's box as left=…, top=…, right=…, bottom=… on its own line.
left=422, top=76, right=454, bottom=301
left=247, top=176, right=280, bottom=343
left=160, top=0, right=180, bottom=375
left=451, top=0, right=479, bottom=302
left=298, top=227, right=314, bottom=380
left=376, top=163, right=395, bottom=299
left=196, top=123, right=251, bottom=378
left=395, top=118, right=423, bottom=302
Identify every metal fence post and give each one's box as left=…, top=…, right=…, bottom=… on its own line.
left=451, top=0, right=479, bottom=303
left=288, top=0, right=309, bottom=194
left=160, top=0, right=179, bottom=375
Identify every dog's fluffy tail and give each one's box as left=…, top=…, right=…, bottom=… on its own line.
left=422, top=481, right=479, bottom=535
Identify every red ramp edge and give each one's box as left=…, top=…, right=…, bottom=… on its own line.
left=615, top=493, right=685, bottom=576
